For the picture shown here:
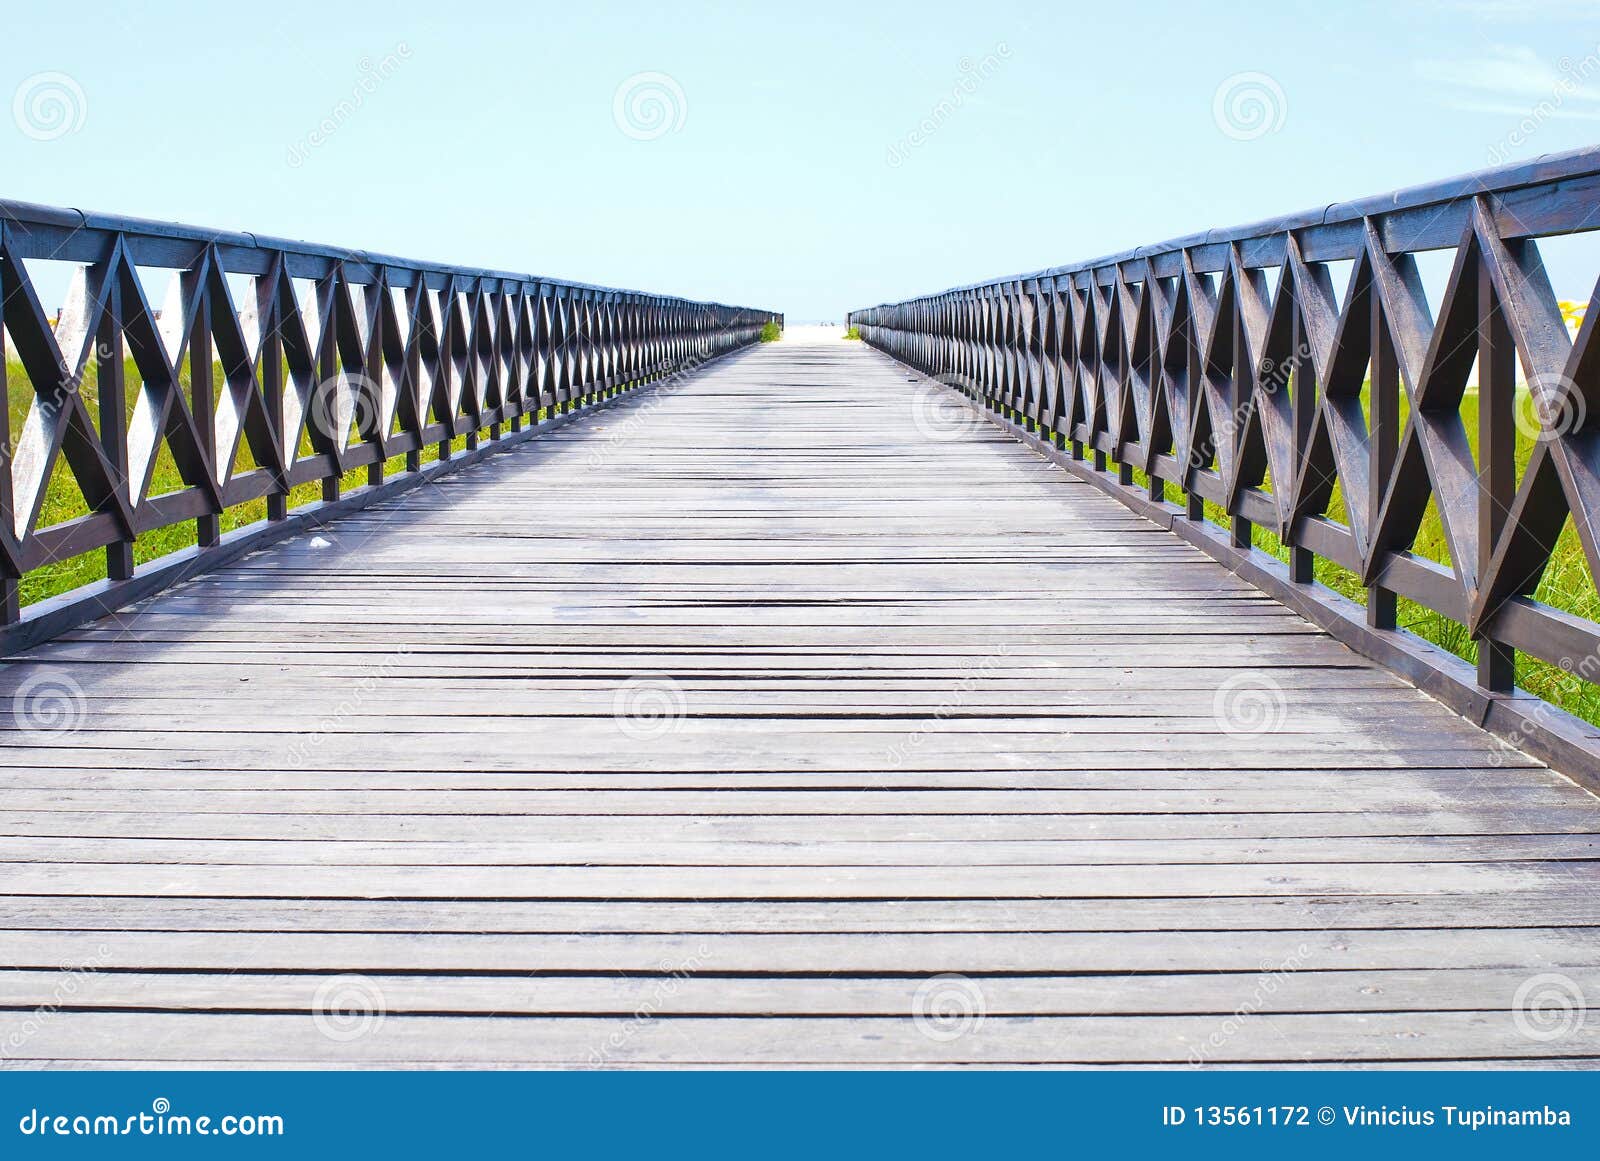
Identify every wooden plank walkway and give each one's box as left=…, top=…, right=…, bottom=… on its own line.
left=0, top=329, right=1596, bottom=1067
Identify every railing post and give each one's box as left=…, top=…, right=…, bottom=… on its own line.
left=1477, top=247, right=1516, bottom=691
left=263, top=275, right=288, bottom=521
left=1116, top=302, right=1133, bottom=488
left=1366, top=266, right=1398, bottom=620
left=509, top=286, right=527, bottom=433
left=318, top=277, right=343, bottom=501
left=0, top=243, right=18, bottom=623
left=192, top=267, right=221, bottom=548
left=97, top=253, right=135, bottom=582
left=1288, top=301, right=1314, bottom=584
left=1229, top=262, right=1252, bottom=552
left=404, top=284, right=424, bottom=470
left=367, top=278, right=389, bottom=485
left=463, top=286, right=481, bottom=452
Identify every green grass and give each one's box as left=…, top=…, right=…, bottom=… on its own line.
left=843, top=326, right=862, bottom=341
left=759, top=321, right=782, bottom=342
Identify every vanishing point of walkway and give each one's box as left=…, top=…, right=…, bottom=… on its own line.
left=0, top=330, right=1596, bottom=1067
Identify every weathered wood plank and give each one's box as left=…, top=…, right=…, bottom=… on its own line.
left=1, top=1012, right=1594, bottom=1066
left=0, top=894, right=1594, bottom=933
left=4, top=928, right=1598, bottom=972
left=0, top=860, right=1583, bottom=898
left=0, top=967, right=1588, bottom=1016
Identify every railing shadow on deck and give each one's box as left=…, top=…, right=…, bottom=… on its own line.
left=0, top=199, right=779, bottom=651
left=850, top=146, right=1600, bottom=785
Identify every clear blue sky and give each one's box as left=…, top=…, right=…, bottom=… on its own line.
left=3, top=0, right=1598, bottom=320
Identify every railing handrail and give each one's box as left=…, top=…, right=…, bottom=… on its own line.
left=0, top=197, right=761, bottom=310
left=856, top=144, right=1600, bottom=303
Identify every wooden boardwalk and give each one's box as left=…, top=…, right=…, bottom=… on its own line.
left=0, top=330, right=1596, bottom=1067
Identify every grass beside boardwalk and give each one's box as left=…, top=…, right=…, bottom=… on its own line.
left=843, top=326, right=861, bottom=340
left=760, top=321, right=782, bottom=342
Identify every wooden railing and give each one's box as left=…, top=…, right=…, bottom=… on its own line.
left=851, top=147, right=1600, bottom=776
left=0, top=198, right=778, bottom=648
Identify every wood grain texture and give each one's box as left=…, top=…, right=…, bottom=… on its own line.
left=0, top=334, right=1596, bottom=1068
